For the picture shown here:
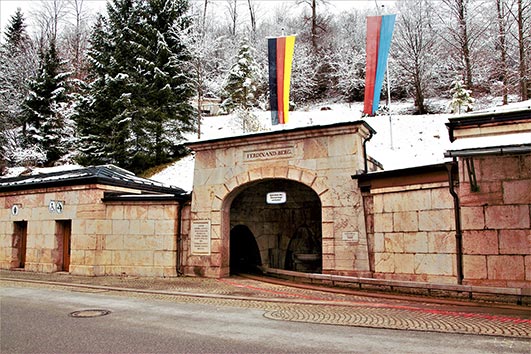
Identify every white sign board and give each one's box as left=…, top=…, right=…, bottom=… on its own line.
left=191, top=220, right=211, bottom=255
left=266, top=192, right=287, bottom=204
left=48, top=200, right=65, bottom=214
left=48, top=200, right=56, bottom=213
left=342, top=231, right=359, bottom=242
left=56, top=201, right=64, bottom=214
left=11, top=204, right=20, bottom=216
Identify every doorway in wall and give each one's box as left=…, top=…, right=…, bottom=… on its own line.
left=12, top=221, right=27, bottom=268
left=56, top=220, right=71, bottom=272
left=229, top=179, right=322, bottom=273
left=230, top=225, right=262, bottom=274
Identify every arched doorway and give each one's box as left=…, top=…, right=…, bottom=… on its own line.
left=229, top=179, right=322, bottom=274
left=230, top=225, right=262, bottom=274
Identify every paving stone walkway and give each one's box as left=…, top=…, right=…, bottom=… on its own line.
left=1, top=270, right=530, bottom=339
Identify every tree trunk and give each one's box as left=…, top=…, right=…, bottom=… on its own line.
left=311, top=0, right=317, bottom=51
left=414, top=67, right=426, bottom=114
left=456, top=0, right=473, bottom=88
left=227, top=0, right=238, bottom=36
left=247, top=0, right=256, bottom=37
left=496, top=0, right=508, bottom=105
left=517, top=0, right=529, bottom=100
left=202, top=0, right=208, bottom=33
left=197, top=0, right=209, bottom=139
left=196, top=58, right=203, bottom=140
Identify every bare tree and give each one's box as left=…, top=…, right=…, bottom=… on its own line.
left=63, top=0, right=91, bottom=82
left=394, top=0, right=440, bottom=114
left=189, top=0, right=231, bottom=138
left=515, top=0, right=530, bottom=100
left=226, top=0, right=238, bottom=36
left=441, top=0, right=473, bottom=87
left=437, top=0, right=491, bottom=92
left=297, top=0, right=329, bottom=52
left=33, top=0, right=68, bottom=46
left=247, top=0, right=257, bottom=38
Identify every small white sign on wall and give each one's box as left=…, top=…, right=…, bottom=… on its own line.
left=342, top=231, right=359, bottom=242
left=266, top=192, right=287, bottom=204
left=48, top=200, right=65, bottom=214
left=48, top=200, right=56, bottom=213
left=11, top=204, right=20, bottom=216
left=191, top=220, right=211, bottom=255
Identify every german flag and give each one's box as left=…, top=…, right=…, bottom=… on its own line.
left=268, top=36, right=296, bottom=125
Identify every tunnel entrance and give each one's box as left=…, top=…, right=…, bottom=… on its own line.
left=229, top=179, right=322, bottom=274
left=230, top=225, right=262, bottom=274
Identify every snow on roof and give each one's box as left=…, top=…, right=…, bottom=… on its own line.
left=464, top=99, right=531, bottom=115
left=0, top=164, right=187, bottom=196
left=445, top=99, right=531, bottom=155
left=446, top=132, right=531, bottom=152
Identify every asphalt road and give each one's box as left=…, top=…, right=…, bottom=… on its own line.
left=1, top=286, right=529, bottom=354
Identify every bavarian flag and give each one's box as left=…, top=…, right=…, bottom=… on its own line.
left=268, top=36, right=296, bottom=125
left=364, top=14, right=396, bottom=116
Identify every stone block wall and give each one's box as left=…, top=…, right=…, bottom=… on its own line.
left=179, top=203, right=192, bottom=275
left=1, top=185, right=180, bottom=277
left=365, top=183, right=457, bottom=284
left=459, top=154, right=531, bottom=288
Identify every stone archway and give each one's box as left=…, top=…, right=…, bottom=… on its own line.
left=229, top=179, right=322, bottom=273
left=185, top=121, right=373, bottom=278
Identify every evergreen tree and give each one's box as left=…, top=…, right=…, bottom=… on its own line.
left=222, top=39, right=264, bottom=133
left=76, top=0, right=195, bottom=173
left=75, top=15, right=113, bottom=165
left=222, top=39, right=261, bottom=113
left=133, top=0, right=195, bottom=167
left=449, top=77, right=474, bottom=114
left=0, top=8, right=37, bottom=167
left=3, top=8, right=31, bottom=51
left=23, top=40, right=71, bottom=165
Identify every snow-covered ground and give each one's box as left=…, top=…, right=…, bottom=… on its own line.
left=151, top=101, right=453, bottom=192
left=150, top=99, right=530, bottom=192
left=4, top=99, right=530, bottom=193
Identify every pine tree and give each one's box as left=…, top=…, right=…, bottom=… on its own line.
left=75, top=15, right=113, bottom=165
left=23, top=40, right=72, bottom=165
left=132, top=0, right=195, bottom=167
left=222, top=39, right=261, bottom=113
left=449, top=77, right=474, bottom=114
left=0, top=8, right=37, bottom=167
left=222, top=39, right=263, bottom=133
left=76, top=0, right=138, bottom=168
left=3, top=8, right=31, bottom=52
left=76, top=0, right=195, bottom=172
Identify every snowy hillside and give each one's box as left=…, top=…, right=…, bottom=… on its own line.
left=150, top=99, right=530, bottom=192
left=150, top=101, right=454, bottom=192
left=5, top=99, right=529, bottom=193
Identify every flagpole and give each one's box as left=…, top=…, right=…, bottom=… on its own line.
left=381, top=4, right=394, bottom=150
left=387, top=60, right=393, bottom=150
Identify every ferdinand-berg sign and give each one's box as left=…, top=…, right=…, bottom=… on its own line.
left=244, top=146, right=294, bottom=162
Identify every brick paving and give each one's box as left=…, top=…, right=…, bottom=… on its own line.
left=1, top=270, right=530, bottom=339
